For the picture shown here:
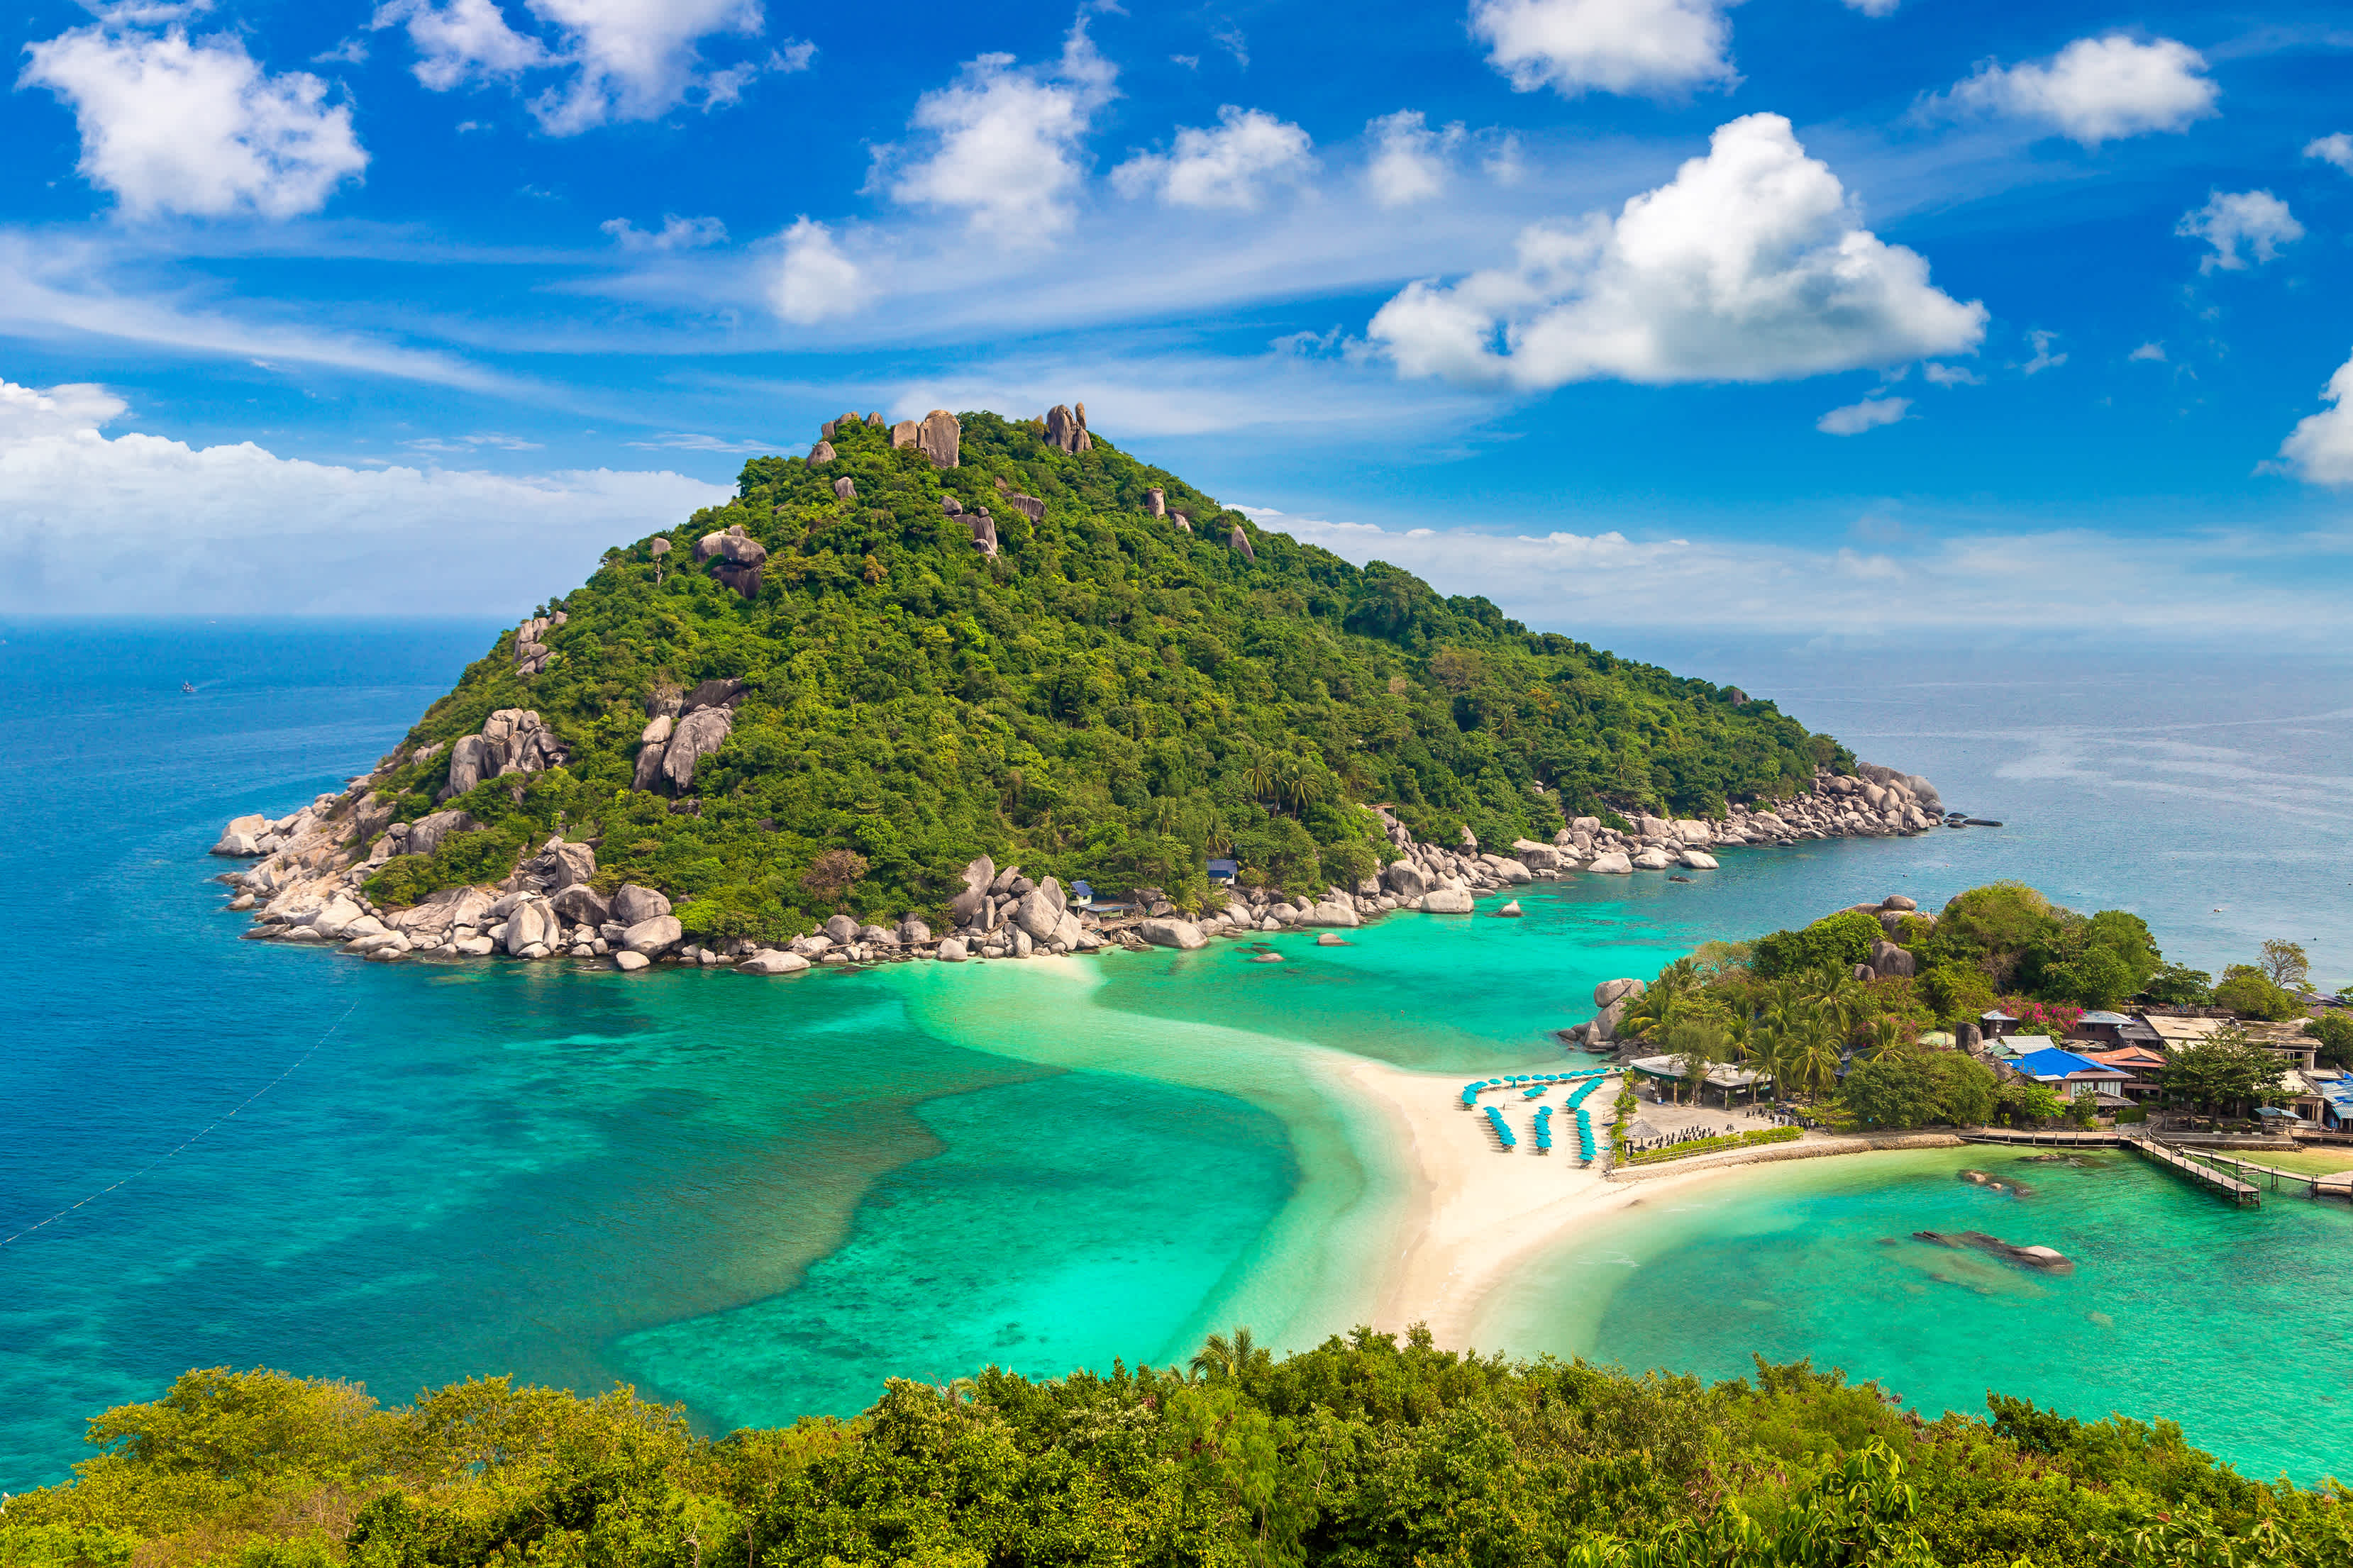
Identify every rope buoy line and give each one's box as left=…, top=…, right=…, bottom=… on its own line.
left=0, top=1000, right=361, bottom=1250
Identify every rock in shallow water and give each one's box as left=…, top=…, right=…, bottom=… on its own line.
left=1137, top=917, right=1207, bottom=950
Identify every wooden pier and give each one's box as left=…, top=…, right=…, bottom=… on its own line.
left=1958, top=1129, right=2123, bottom=1147
left=2123, top=1134, right=2260, bottom=1206
left=2172, top=1147, right=2353, bottom=1201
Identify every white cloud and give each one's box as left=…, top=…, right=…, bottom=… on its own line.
left=0, top=377, right=129, bottom=440
left=890, top=21, right=1117, bottom=239
left=768, top=217, right=863, bottom=323
left=2021, top=328, right=2065, bottom=375
left=602, top=213, right=728, bottom=251
left=1366, top=113, right=1985, bottom=390
left=1210, top=23, right=1249, bottom=69
left=1468, top=0, right=1737, bottom=101
left=2129, top=341, right=2166, bottom=363
left=624, top=431, right=773, bottom=453
left=1235, top=504, right=2341, bottom=639
left=370, top=0, right=547, bottom=88
left=1365, top=110, right=1466, bottom=208
left=1842, top=0, right=1900, bottom=14
left=0, top=377, right=730, bottom=613
left=1944, top=35, right=2217, bottom=147
left=2176, top=189, right=2303, bottom=273
left=372, top=0, right=789, bottom=134
left=2277, top=352, right=2353, bottom=486
left=403, top=432, right=543, bottom=451
left=1922, top=361, right=1981, bottom=385
left=2308, top=133, right=2353, bottom=174
left=18, top=26, right=367, bottom=218
left=80, top=3, right=218, bottom=23
left=1817, top=394, right=1909, bottom=435
left=1112, top=106, right=1315, bottom=211
left=0, top=234, right=509, bottom=390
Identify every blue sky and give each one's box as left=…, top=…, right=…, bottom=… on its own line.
left=3, top=0, right=2352, bottom=635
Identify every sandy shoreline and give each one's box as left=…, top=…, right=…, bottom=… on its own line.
left=1317, top=1054, right=1966, bottom=1347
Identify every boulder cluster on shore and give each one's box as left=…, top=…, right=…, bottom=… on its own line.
left=211, top=757, right=1942, bottom=975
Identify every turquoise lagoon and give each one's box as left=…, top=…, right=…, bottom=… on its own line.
left=3, top=622, right=2349, bottom=1492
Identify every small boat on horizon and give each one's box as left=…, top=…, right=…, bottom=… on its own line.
left=181, top=682, right=195, bottom=694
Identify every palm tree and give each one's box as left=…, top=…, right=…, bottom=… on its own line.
left=1190, top=1326, right=1271, bottom=1384
left=1243, top=756, right=1278, bottom=811
left=1617, top=960, right=1698, bottom=1047
left=1795, top=1012, right=1845, bottom=1098
left=1855, top=1013, right=1906, bottom=1062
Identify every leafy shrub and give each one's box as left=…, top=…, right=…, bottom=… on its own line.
left=2143, top=962, right=2214, bottom=1006
left=2305, top=1013, right=2353, bottom=1069
left=1840, top=1047, right=1995, bottom=1129
left=2213, top=966, right=2301, bottom=1022
left=1752, top=910, right=1881, bottom=979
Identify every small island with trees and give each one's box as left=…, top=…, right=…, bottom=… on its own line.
left=1587, top=882, right=2351, bottom=1144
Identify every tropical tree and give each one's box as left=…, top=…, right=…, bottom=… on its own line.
left=1794, top=1011, right=1846, bottom=1098
left=1618, top=960, right=1700, bottom=1046
left=2259, top=939, right=2311, bottom=992
left=1189, top=1326, right=1272, bottom=1384
left=2161, top=1028, right=2291, bottom=1116
left=1856, top=1013, right=1908, bottom=1062
left=1242, top=755, right=1278, bottom=811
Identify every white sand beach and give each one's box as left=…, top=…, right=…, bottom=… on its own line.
left=1322, top=1055, right=1961, bottom=1349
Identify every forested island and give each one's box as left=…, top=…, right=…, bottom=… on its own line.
left=206, top=406, right=1944, bottom=965
left=2, top=1333, right=2341, bottom=1568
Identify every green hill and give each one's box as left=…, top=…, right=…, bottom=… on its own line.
left=357, top=408, right=1848, bottom=942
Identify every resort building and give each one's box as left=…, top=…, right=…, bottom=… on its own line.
left=2004, top=1045, right=2136, bottom=1109
left=1625, top=1055, right=1771, bottom=1107
left=2081, top=1045, right=2168, bottom=1103
left=2072, top=1011, right=2166, bottom=1052
left=2307, top=1069, right=2353, bottom=1131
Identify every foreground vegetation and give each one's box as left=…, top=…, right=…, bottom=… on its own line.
left=4, top=1330, right=2342, bottom=1568
left=1621, top=882, right=2339, bottom=1128
left=360, top=411, right=1847, bottom=939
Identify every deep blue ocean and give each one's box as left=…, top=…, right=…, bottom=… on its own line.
left=2, top=620, right=2347, bottom=1492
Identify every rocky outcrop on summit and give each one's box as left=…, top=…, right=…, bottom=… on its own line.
left=1044, top=403, right=1090, bottom=454
left=916, top=409, right=960, bottom=468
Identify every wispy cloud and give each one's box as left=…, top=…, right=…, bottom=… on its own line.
left=624, top=430, right=775, bottom=453
left=0, top=375, right=728, bottom=613
left=0, top=234, right=514, bottom=392
left=1235, top=505, right=2351, bottom=641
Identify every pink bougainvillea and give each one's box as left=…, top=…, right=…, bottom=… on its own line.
left=2000, top=998, right=2084, bottom=1037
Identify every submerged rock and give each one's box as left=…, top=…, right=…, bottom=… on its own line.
left=1912, top=1230, right=2074, bottom=1274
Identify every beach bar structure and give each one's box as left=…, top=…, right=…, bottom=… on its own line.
left=1625, top=1056, right=1769, bottom=1107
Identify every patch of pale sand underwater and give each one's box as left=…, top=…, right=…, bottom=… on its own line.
left=885, top=952, right=1411, bottom=1357
left=890, top=955, right=1781, bottom=1360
